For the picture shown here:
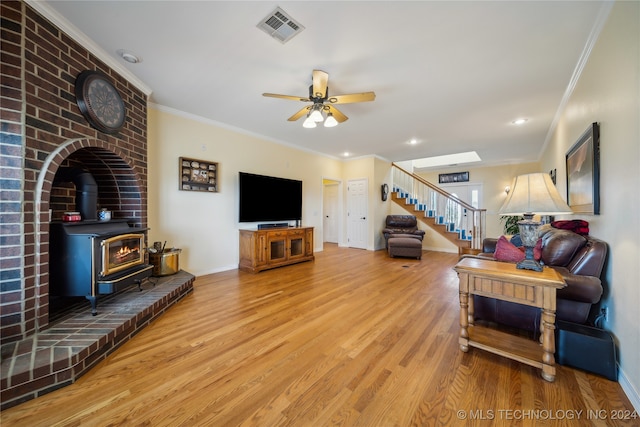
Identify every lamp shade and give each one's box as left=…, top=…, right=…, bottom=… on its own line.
left=499, top=173, right=572, bottom=215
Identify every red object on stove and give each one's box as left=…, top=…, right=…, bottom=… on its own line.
left=62, top=212, right=82, bottom=222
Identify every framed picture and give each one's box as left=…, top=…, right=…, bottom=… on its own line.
left=179, top=157, right=218, bottom=192
left=566, top=123, right=599, bottom=214
left=439, top=171, right=469, bottom=184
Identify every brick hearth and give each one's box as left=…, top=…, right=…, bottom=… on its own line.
left=0, top=271, right=195, bottom=410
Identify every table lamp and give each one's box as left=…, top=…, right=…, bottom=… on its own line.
left=499, top=173, right=573, bottom=271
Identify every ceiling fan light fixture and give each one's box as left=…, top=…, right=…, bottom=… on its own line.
left=309, top=105, right=324, bottom=122
left=264, top=69, right=375, bottom=128
left=303, top=115, right=317, bottom=128
left=324, top=113, right=338, bottom=127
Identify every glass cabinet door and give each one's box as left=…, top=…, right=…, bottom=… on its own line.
left=269, top=239, right=286, bottom=262
left=289, top=237, right=304, bottom=258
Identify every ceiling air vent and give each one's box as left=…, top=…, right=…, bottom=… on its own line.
left=257, top=7, right=305, bottom=44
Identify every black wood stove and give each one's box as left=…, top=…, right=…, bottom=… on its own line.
left=50, top=220, right=152, bottom=315
left=49, top=168, right=152, bottom=315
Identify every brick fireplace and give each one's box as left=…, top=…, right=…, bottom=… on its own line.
left=1, top=0, right=150, bottom=344
left=1, top=1, right=194, bottom=409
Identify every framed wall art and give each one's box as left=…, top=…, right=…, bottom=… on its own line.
left=179, top=157, right=218, bottom=192
left=439, top=171, right=469, bottom=184
left=566, top=123, right=599, bottom=214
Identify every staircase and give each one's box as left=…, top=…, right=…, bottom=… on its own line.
left=391, top=163, right=486, bottom=254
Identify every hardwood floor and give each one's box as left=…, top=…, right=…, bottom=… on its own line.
left=2, top=244, right=635, bottom=426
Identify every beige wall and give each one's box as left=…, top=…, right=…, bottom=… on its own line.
left=540, top=0, right=640, bottom=404
left=148, top=106, right=344, bottom=275
left=374, top=157, right=394, bottom=250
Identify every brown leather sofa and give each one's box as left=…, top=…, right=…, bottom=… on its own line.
left=382, top=215, right=425, bottom=248
left=469, top=224, right=607, bottom=334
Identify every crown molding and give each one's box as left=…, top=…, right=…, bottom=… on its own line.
left=149, top=103, right=344, bottom=162
left=539, top=0, right=614, bottom=157
left=25, top=0, right=152, bottom=96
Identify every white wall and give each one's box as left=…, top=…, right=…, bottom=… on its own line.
left=148, top=106, right=343, bottom=275
left=540, top=0, right=640, bottom=408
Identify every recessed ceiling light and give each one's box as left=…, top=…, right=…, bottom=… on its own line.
left=343, top=152, right=350, bottom=157
left=117, top=49, right=141, bottom=64
left=512, top=118, right=528, bottom=125
left=408, top=138, right=419, bottom=145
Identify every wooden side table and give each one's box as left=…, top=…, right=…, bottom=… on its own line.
left=454, top=257, right=566, bottom=382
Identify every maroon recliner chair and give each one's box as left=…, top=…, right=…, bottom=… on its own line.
left=382, top=215, right=425, bottom=248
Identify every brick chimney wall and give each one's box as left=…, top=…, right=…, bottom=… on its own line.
left=0, top=1, right=149, bottom=344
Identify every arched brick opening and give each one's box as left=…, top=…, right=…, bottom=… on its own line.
left=34, top=138, right=146, bottom=332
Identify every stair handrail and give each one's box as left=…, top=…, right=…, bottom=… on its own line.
left=391, top=163, right=486, bottom=251
left=392, top=163, right=478, bottom=211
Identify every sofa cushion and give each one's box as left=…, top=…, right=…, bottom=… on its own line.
left=554, top=267, right=603, bottom=304
left=385, top=215, right=418, bottom=228
left=387, top=233, right=423, bottom=240
left=540, top=228, right=587, bottom=267
left=388, top=237, right=422, bottom=248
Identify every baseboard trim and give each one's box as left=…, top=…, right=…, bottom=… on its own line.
left=424, top=245, right=458, bottom=254
left=197, top=264, right=238, bottom=276
left=618, top=366, right=640, bottom=412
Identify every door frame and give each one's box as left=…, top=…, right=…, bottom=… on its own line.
left=322, top=177, right=345, bottom=248
left=347, top=178, right=369, bottom=250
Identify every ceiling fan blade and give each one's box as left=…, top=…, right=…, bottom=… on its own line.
left=327, top=91, right=376, bottom=104
left=287, top=106, right=311, bottom=121
left=263, top=93, right=310, bottom=102
left=326, top=105, right=348, bottom=123
left=312, top=70, right=329, bottom=98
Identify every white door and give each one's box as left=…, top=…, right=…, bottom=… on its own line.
left=347, top=179, right=368, bottom=249
left=441, top=183, right=482, bottom=208
left=323, top=182, right=339, bottom=243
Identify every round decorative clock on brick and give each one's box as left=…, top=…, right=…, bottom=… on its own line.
left=75, top=70, right=126, bottom=134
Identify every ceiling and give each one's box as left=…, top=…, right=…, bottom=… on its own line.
left=38, top=1, right=609, bottom=167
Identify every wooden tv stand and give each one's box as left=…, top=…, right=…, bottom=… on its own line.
left=239, top=227, right=314, bottom=273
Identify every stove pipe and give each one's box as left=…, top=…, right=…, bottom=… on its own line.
left=60, top=168, right=98, bottom=221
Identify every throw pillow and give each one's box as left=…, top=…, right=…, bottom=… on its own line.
left=510, top=234, right=523, bottom=247
left=551, top=219, right=590, bottom=236
left=494, top=235, right=543, bottom=263
left=494, top=235, right=525, bottom=263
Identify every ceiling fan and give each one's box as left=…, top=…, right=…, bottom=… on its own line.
left=263, top=70, right=375, bottom=128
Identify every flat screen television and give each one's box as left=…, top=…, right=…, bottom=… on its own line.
left=239, top=172, right=302, bottom=223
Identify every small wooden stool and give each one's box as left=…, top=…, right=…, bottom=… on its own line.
left=387, top=237, right=422, bottom=259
